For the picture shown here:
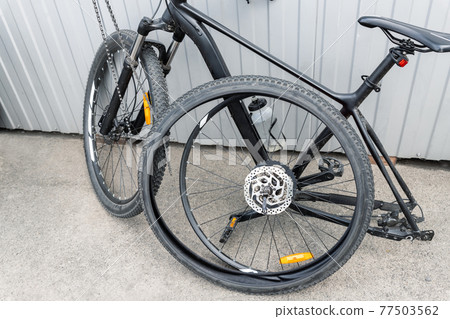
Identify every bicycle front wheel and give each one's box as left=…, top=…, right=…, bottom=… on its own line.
left=83, top=30, right=168, bottom=218
left=140, top=76, right=374, bottom=294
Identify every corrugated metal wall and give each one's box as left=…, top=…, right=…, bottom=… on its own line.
left=0, top=0, right=449, bottom=160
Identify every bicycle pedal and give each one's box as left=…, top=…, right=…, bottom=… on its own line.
left=219, top=217, right=238, bottom=244
left=319, top=157, right=344, bottom=177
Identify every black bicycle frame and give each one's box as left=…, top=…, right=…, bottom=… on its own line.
left=103, top=0, right=432, bottom=239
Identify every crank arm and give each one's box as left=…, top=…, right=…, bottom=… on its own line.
left=297, top=172, right=335, bottom=188
left=219, top=210, right=262, bottom=244
left=296, top=157, right=344, bottom=188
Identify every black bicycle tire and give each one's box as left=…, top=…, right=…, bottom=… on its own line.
left=83, top=30, right=169, bottom=218
left=139, top=75, right=374, bottom=294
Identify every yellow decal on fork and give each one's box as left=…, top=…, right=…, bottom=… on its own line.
left=143, top=92, right=152, bottom=125
left=280, top=252, right=313, bottom=264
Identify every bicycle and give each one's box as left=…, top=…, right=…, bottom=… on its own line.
left=87, top=0, right=449, bottom=294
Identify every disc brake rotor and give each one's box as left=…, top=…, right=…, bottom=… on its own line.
left=244, top=163, right=295, bottom=215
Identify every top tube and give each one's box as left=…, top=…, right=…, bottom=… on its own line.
left=166, top=0, right=399, bottom=112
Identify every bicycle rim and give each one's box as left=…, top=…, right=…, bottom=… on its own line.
left=140, top=76, right=373, bottom=293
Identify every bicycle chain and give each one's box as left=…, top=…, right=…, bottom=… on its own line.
left=103, top=0, right=126, bottom=49
left=91, top=0, right=148, bottom=129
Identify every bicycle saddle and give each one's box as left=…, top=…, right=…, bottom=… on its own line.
left=359, top=16, right=450, bottom=53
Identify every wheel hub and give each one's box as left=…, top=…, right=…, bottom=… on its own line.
left=244, top=163, right=295, bottom=215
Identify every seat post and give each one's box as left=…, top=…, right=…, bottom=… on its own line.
left=337, top=49, right=398, bottom=117
left=356, top=51, right=396, bottom=104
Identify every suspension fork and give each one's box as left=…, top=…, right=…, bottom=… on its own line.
left=99, top=22, right=147, bottom=135
left=99, top=17, right=174, bottom=136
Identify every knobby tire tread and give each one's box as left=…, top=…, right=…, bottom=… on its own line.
left=139, top=75, right=374, bottom=294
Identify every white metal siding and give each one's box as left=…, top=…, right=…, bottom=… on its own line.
left=0, top=0, right=449, bottom=160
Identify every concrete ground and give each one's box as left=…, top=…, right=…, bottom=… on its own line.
left=0, top=129, right=449, bottom=301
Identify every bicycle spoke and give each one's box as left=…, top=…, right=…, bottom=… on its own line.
left=209, top=120, right=252, bottom=171
left=266, top=216, right=282, bottom=271
left=101, top=146, right=113, bottom=180
left=275, top=103, right=293, bottom=142
left=190, top=188, right=242, bottom=211
left=188, top=184, right=242, bottom=196
left=289, top=207, right=341, bottom=242
left=234, top=206, right=252, bottom=261
left=287, top=111, right=311, bottom=165
left=187, top=162, right=241, bottom=187
left=198, top=206, right=249, bottom=226
left=115, top=140, right=138, bottom=191
left=289, top=202, right=330, bottom=252
left=250, top=217, right=269, bottom=268
left=186, top=177, right=241, bottom=189
left=302, top=186, right=357, bottom=196
left=303, top=178, right=355, bottom=192
left=224, top=110, right=253, bottom=170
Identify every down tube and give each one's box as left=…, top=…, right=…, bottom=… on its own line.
left=169, top=3, right=269, bottom=162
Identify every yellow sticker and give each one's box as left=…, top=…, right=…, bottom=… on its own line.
left=280, top=252, right=313, bottom=264
left=143, top=92, right=151, bottom=125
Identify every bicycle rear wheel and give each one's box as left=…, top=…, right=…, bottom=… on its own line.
left=139, top=76, right=374, bottom=293
left=83, top=30, right=168, bottom=218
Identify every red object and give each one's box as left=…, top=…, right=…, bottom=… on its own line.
left=398, top=59, right=408, bottom=67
